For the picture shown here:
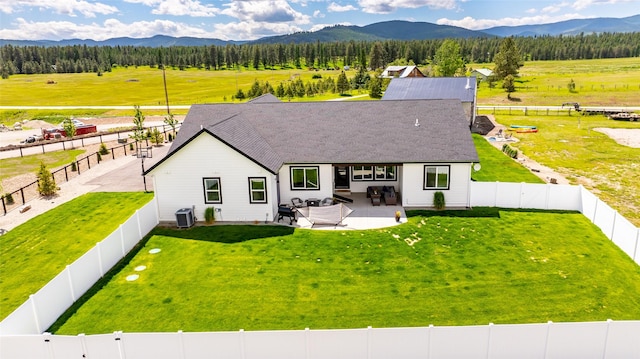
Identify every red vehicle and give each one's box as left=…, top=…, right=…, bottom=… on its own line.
left=42, top=124, right=97, bottom=140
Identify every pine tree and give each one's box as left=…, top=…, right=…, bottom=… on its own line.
left=493, top=37, right=523, bottom=79
left=336, top=71, right=350, bottom=95
left=37, top=162, right=57, bottom=196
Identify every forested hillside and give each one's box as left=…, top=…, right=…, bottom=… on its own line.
left=1, top=32, right=638, bottom=77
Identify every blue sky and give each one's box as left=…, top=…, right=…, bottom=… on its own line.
left=0, top=0, right=638, bottom=41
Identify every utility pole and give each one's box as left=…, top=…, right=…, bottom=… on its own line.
left=162, top=65, right=170, bottom=115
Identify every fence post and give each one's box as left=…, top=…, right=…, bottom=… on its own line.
left=97, top=242, right=105, bottom=277
left=519, top=182, right=524, bottom=208
left=427, top=324, right=433, bottom=359
left=43, top=332, right=54, bottom=359
left=30, top=295, right=42, bottom=333
left=77, top=161, right=81, bottom=175
left=119, top=227, right=126, bottom=256
left=1, top=196, right=5, bottom=215
left=114, top=331, right=125, bottom=359
left=66, top=265, right=76, bottom=302
left=367, top=326, right=372, bottom=359
left=494, top=182, right=499, bottom=207
left=87, top=156, right=91, bottom=170
left=633, top=229, right=639, bottom=263
left=79, top=334, right=89, bottom=359
left=486, top=323, right=493, bottom=359
left=20, top=188, right=25, bottom=204
left=239, top=329, right=246, bottom=359
left=305, top=328, right=310, bottom=359
left=178, top=330, right=186, bottom=359
left=601, top=319, right=612, bottom=359
left=136, top=210, right=143, bottom=239
left=543, top=321, right=552, bottom=358
left=111, top=148, right=115, bottom=160
left=610, top=211, right=617, bottom=241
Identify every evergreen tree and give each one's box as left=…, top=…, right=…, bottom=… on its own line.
left=502, top=74, right=516, bottom=97
left=369, top=42, right=385, bottom=70
left=493, top=37, right=523, bottom=79
left=336, top=71, right=350, bottom=95
left=369, top=74, right=383, bottom=99
left=37, top=162, right=57, bottom=196
left=434, top=39, right=464, bottom=77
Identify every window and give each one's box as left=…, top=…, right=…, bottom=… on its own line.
left=249, top=177, right=267, bottom=203
left=352, top=165, right=396, bottom=181
left=203, top=178, right=222, bottom=203
left=375, top=166, right=396, bottom=181
left=352, top=165, right=373, bottom=181
left=290, top=166, right=319, bottom=190
left=424, top=166, right=450, bottom=190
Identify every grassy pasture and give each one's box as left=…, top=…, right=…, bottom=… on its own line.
left=0, top=66, right=349, bottom=108
left=53, top=212, right=640, bottom=334
left=0, top=192, right=153, bottom=319
left=471, top=134, right=544, bottom=183
left=0, top=149, right=85, bottom=193
left=473, top=57, right=640, bottom=106
left=488, top=114, right=640, bottom=225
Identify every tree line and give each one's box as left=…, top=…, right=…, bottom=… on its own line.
left=1, top=32, right=638, bottom=77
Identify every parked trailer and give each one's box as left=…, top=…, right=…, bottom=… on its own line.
left=42, top=124, right=97, bottom=140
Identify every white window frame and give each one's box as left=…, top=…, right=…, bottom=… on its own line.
left=375, top=166, right=396, bottom=181
left=351, top=165, right=374, bottom=181
left=424, top=165, right=450, bottom=190
left=203, top=177, right=222, bottom=204
left=248, top=177, right=267, bottom=203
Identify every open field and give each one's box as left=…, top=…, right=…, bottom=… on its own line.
left=473, top=57, right=640, bottom=106
left=0, top=149, right=85, bottom=193
left=53, top=211, right=640, bottom=334
left=489, top=114, right=640, bottom=225
left=471, top=134, right=544, bottom=183
left=0, top=192, right=153, bottom=319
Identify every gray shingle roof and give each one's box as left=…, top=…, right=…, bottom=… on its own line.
left=146, top=99, right=478, bottom=175
left=382, top=77, right=477, bottom=102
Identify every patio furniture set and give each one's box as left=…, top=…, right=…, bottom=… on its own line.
left=366, top=186, right=398, bottom=206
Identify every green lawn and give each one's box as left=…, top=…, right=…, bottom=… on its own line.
left=54, top=209, right=640, bottom=334
left=0, top=149, right=85, bottom=193
left=471, top=134, right=544, bottom=183
left=0, top=192, right=154, bottom=319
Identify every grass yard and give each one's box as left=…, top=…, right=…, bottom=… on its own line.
left=474, top=58, right=640, bottom=106
left=0, top=192, right=153, bottom=320
left=54, top=209, right=640, bottom=334
left=488, top=114, right=640, bottom=225
left=471, top=134, right=544, bottom=183
left=0, top=149, right=85, bottom=192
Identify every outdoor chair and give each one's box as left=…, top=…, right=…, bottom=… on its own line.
left=321, top=197, right=334, bottom=206
left=291, top=197, right=304, bottom=208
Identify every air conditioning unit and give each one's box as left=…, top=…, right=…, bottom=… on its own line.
left=175, top=208, right=195, bottom=228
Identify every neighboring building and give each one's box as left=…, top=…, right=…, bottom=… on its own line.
left=380, top=65, right=425, bottom=78
left=382, top=77, right=477, bottom=127
left=471, top=68, right=494, bottom=81
left=144, top=99, right=478, bottom=224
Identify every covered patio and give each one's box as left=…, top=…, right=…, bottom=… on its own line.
left=283, top=193, right=407, bottom=230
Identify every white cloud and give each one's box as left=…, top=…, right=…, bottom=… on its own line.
left=572, top=0, right=635, bottom=10
left=327, top=2, right=358, bottom=12
left=211, top=21, right=304, bottom=40
left=526, top=8, right=537, bottom=14
left=437, top=13, right=591, bottom=30
left=221, top=0, right=310, bottom=24
left=358, top=0, right=457, bottom=14
left=0, top=0, right=118, bottom=18
left=0, top=17, right=218, bottom=41
left=313, top=10, right=325, bottom=18
left=124, top=0, right=219, bottom=17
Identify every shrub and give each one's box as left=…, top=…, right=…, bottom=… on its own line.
left=99, top=142, right=109, bottom=155
left=150, top=128, right=164, bottom=145
left=71, top=161, right=77, bottom=172
left=204, top=207, right=215, bottom=224
left=3, top=193, right=14, bottom=205
left=502, top=144, right=518, bottom=159
left=433, top=191, right=445, bottom=210
left=37, top=162, right=57, bottom=196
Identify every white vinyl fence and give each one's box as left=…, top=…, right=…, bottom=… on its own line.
left=1, top=320, right=639, bottom=359
left=1, top=183, right=639, bottom=359
left=0, top=198, right=159, bottom=336
left=470, top=182, right=640, bottom=265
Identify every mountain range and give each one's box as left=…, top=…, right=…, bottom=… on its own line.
left=1, top=14, right=638, bottom=48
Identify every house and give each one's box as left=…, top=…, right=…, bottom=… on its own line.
left=144, top=99, right=478, bottom=224
left=382, top=77, right=477, bottom=127
left=471, top=68, right=494, bottom=81
left=380, top=65, right=425, bottom=78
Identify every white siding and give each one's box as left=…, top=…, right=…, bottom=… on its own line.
left=278, top=164, right=333, bottom=206
left=150, top=133, right=277, bottom=223
left=401, top=163, right=471, bottom=208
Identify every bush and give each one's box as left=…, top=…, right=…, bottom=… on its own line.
left=71, top=161, right=77, bottom=172
left=3, top=193, right=14, bottom=205
left=99, top=142, right=109, bottom=155
left=150, top=128, right=164, bottom=145
left=37, top=162, right=57, bottom=196
left=433, top=191, right=445, bottom=210
left=502, top=144, right=518, bottom=159
left=204, top=207, right=215, bottom=224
